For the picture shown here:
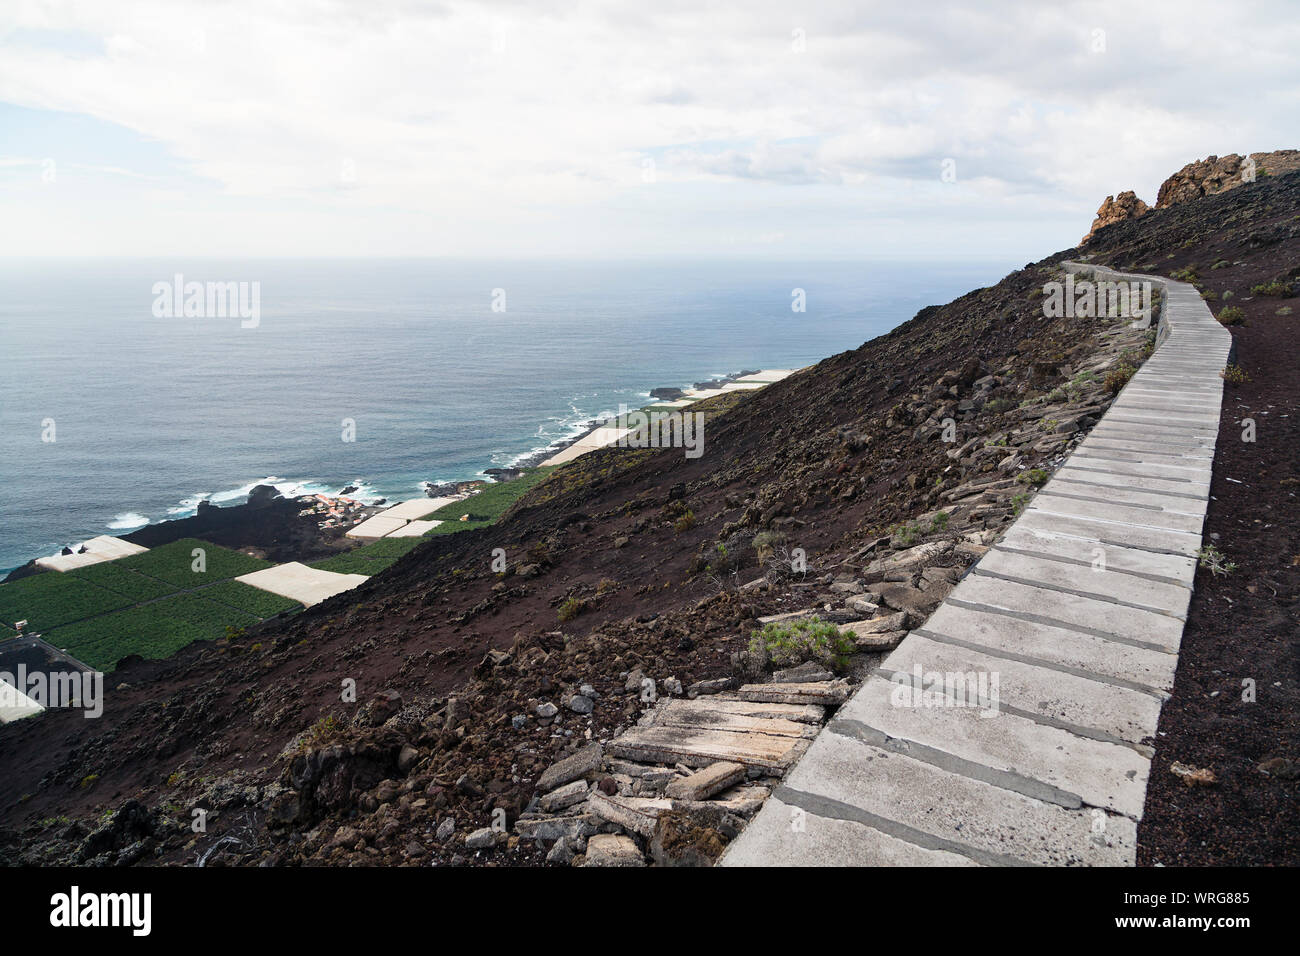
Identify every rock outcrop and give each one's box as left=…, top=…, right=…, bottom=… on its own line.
left=1082, top=149, right=1300, bottom=245
left=1156, top=150, right=1300, bottom=208
left=1082, top=190, right=1149, bottom=244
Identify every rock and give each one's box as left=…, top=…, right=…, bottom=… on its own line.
left=687, top=678, right=731, bottom=697
left=535, top=701, right=558, bottom=719
left=546, top=836, right=575, bottom=864
left=624, top=668, right=645, bottom=692
left=849, top=628, right=907, bottom=651
left=1082, top=190, right=1149, bottom=243
left=1156, top=151, right=1300, bottom=208
left=514, top=815, right=598, bottom=845
left=567, top=694, right=593, bottom=714
left=1258, top=757, right=1300, bottom=780
left=736, top=680, right=850, bottom=705
left=846, top=595, right=879, bottom=615
left=435, top=817, right=455, bottom=842
left=540, top=780, right=590, bottom=812
left=585, top=792, right=673, bottom=838
left=665, top=761, right=745, bottom=801
left=864, top=541, right=952, bottom=581
left=396, top=744, right=421, bottom=774
left=536, top=743, right=604, bottom=793
left=663, top=677, right=682, bottom=696
left=583, top=833, right=645, bottom=867
left=772, top=661, right=833, bottom=683
left=1170, top=762, right=1217, bottom=787
left=444, top=696, right=471, bottom=730
left=875, top=582, right=934, bottom=615
left=511, top=714, right=528, bottom=730
left=844, top=611, right=914, bottom=635
left=465, top=827, right=498, bottom=850
left=358, top=690, right=403, bottom=727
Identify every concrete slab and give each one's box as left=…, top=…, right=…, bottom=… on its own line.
left=384, top=519, right=442, bottom=537
left=882, top=633, right=1165, bottom=744
left=921, top=601, right=1180, bottom=689
left=36, top=535, right=149, bottom=572
left=778, top=731, right=1137, bottom=865
left=235, top=562, right=367, bottom=607
left=0, top=679, right=46, bottom=722
left=973, top=548, right=1191, bottom=619
left=721, top=795, right=983, bottom=866
left=345, top=515, right=407, bottom=539
left=997, top=525, right=1197, bottom=585
left=947, top=573, right=1186, bottom=648
left=381, top=497, right=460, bottom=521
left=836, top=676, right=1152, bottom=817
left=1028, top=493, right=1206, bottom=535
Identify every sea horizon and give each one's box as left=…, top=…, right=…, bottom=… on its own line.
left=0, top=256, right=1018, bottom=573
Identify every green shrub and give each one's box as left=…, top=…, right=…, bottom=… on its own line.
left=1220, top=364, right=1250, bottom=386
left=1017, top=468, right=1049, bottom=487
left=673, top=510, right=696, bottom=533
left=1217, top=305, right=1245, bottom=326
left=751, top=530, right=785, bottom=562
left=1103, top=361, right=1136, bottom=394
left=748, top=617, right=855, bottom=673
left=557, top=596, right=587, bottom=621
left=1250, top=281, right=1294, bottom=297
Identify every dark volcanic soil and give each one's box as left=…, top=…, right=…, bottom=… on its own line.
left=1084, top=170, right=1300, bottom=865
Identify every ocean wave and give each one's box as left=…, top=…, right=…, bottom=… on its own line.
left=107, top=512, right=149, bottom=530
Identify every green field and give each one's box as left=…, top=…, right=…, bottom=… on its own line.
left=199, top=579, right=302, bottom=618
left=70, top=561, right=177, bottom=602
left=115, top=538, right=274, bottom=587
left=310, top=535, right=425, bottom=574
left=44, top=593, right=259, bottom=671
left=0, top=537, right=299, bottom=670
left=423, top=467, right=556, bottom=535
left=0, top=572, right=135, bottom=632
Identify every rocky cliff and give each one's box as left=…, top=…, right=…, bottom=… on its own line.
left=1082, top=149, right=1300, bottom=244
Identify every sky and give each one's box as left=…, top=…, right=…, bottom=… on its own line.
left=1, top=0, right=1298, bottom=260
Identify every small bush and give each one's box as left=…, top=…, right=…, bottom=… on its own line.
left=1217, top=305, right=1246, bottom=325
left=557, top=596, right=588, bottom=621
left=748, top=617, right=855, bottom=673
left=1103, top=361, right=1136, bottom=394
left=673, top=510, right=696, bottom=533
left=1220, top=364, right=1251, bottom=386
left=1250, top=281, right=1294, bottom=297
left=1017, top=468, right=1049, bottom=487
left=751, top=530, right=786, bottom=563
left=1197, top=545, right=1237, bottom=576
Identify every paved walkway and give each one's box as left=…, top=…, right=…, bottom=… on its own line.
left=722, top=265, right=1232, bottom=866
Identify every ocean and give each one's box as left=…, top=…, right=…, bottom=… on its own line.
left=0, top=257, right=1014, bottom=574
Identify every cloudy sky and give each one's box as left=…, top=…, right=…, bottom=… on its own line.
left=2, top=0, right=1297, bottom=260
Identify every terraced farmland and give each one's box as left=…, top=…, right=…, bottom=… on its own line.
left=115, top=537, right=274, bottom=588
left=0, top=538, right=300, bottom=671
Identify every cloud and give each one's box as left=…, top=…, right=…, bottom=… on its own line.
left=0, top=0, right=1297, bottom=256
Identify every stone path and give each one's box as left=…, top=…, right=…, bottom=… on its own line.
left=721, top=265, right=1232, bottom=866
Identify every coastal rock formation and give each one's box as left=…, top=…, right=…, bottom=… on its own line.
left=1156, top=150, right=1300, bottom=208
left=1082, top=149, right=1300, bottom=244
left=1082, top=191, right=1148, bottom=244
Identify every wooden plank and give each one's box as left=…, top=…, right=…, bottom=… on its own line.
left=736, top=681, right=850, bottom=705
left=645, top=701, right=819, bottom=739
left=673, top=695, right=825, bottom=723
left=608, top=725, right=809, bottom=771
